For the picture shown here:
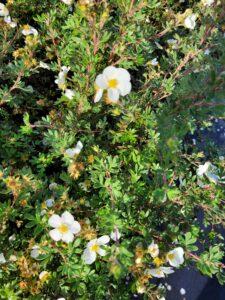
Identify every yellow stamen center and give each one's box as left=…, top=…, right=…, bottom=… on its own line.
left=58, top=224, right=69, bottom=234
left=153, top=257, right=162, bottom=267
left=23, top=25, right=30, bottom=30
left=168, top=253, right=175, bottom=260
left=91, top=244, right=99, bottom=252
left=108, top=79, right=118, bottom=88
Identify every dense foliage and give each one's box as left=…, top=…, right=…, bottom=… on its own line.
left=0, top=0, right=225, bottom=299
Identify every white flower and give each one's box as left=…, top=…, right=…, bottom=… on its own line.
left=64, top=89, right=75, bottom=100
left=147, top=240, right=159, bottom=258
left=41, top=209, right=47, bottom=216
left=0, top=3, right=9, bottom=17
left=49, top=182, right=57, bottom=190
left=94, top=66, right=132, bottom=103
left=82, top=235, right=110, bottom=264
left=145, top=16, right=150, bottom=23
left=9, top=20, right=17, bottom=28
left=135, top=257, right=142, bottom=264
left=61, top=0, right=73, bottom=4
left=79, top=180, right=90, bottom=192
left=167, top=39, right=178, bottom=49
left=3, top=15, right=17, bottom=28
left=57, top=298, right=66, bottom=300
left=206, top=172, right=220, bottom=183
left=196, top=161, right=211, bottom=177
left=48, top=211, right=81, bottom=243
left=167, top=39, right=177, bottom=44
left=204, top=48, right=210, bottom=55
left=137, top=285, right=146, bottom=294
left=196, top=161, right=222, bottom=184
left=9, top=255, right=17, bottom=262
left=145, top=266, right=174, bottom=278
left=110, top=228, right=121, bottom=241
left=179, top=176, right=185, bottom=187
left=39, top=271, right=49, bottom=282
left=180, top=288, right=186, bottom=295
left=39, top=61, right=50, bottom=70
left=166, top=247, right=184, bottom=267
left=22, top=25, right=38, bottom=36
left=55, top=66, right=70, bottom=89
left=9, top=234, right=16, bottom=242
left=65, top=141, right=83, bottom=158
left=150, top=58, right=158, bottom=66
left=45, top=198, right=54, bottom=208
left=201, top=0, right=214, bottom=6
left=31, top=245, right=40, bottom=258
left=184, top=14, right=197, bottom=30
left=0, top=253, right=6, bottom=264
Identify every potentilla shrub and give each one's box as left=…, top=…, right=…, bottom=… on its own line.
left=0, top=0, right=225, bottom=299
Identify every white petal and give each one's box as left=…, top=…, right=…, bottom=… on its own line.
left=184, top=15, right=196, bottom=30
left=48, top=214, right=62, bottom=228
left=148, top=241, right=159, bottom=258
left=74, top=141, right=83, bottom=154
left=31, top=248, right=40, bottom=258
left=103, top=66, right=117, bottom=79
left=55, top=76, right=65, bottom=87
left=110, top=229, right=121, bottom=241
left=160, top=267, right=175, bottom=274
left=41, top=209, right=47, bottom=216
left=61, top=231, right=74, bottom=243
left=97, top=247, right=107, bottom=256
left=65, top=148, right=76, bottom=158
left=31, top=27, right=38, bottom=36
left=61, top=211, right=74, bottom=225
left=167, top=247, right=184, bottom=267
left=118, top=81, right=132, bottom=96
left=94, top=88, right=103, bottom=103
left=0, top=4, right=9, bottom=17
left=167, top=39, right=177, bottom=44
left=95, top=74, right=107, bottom=89
left=206, top=172, right=219, bottom=183
left=61, top=0, right=73, bottom=4
left=69, top=221, right=81, bottom=234
left=39, top=271, right=48, bottom=280
left=87, top=239, right=98, bottom=248
left=4, top=15, right=11, bottom=23
left=117, top=68, right=131, bottom=82
left=97, top=235, right=110, bottom=245
left=145, top=268, right=165, bottom=278
left=65, top=89, right=75, bottom=99
left=40, top=61, right=50, bottom=70
left=49, top=182, right=57, bottom=190
left=151, top=58, right=158, bottom=65
left=9, top=21, right=17, bottom=28
left=196, top=161, right=211, bottom=176
left=45, top=198, right=54, bottom=208
left=107, top=88, right=120, bottom=102
left=22, top=26, right=38, bottom=36
left=60, top=66, right=70, bottom=75
left=82, top=248, right=96, bottom=264
left=0, top=253, right=6, bottom=264
left=49, top=229, right=62, bottom=241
